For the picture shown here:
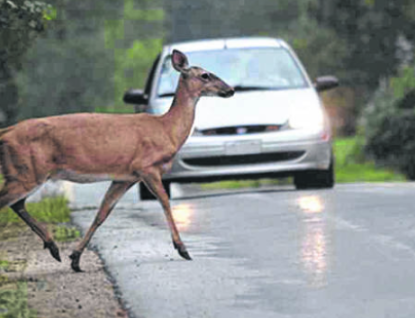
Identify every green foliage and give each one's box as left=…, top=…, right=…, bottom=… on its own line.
left=0, top=0, right=53, bottom=67
left=201, top=179, right=291, bottom=190
left=123, top=0, right=164, bottom=21
left=109, top=39, right=162, bottom=111
left=103, top=0, right=164, bottom=112
left=363, top=64, right=415, bottom=179
left=335, top=136, right=366, bottom=166
left=390, top=66, right=415, bottom=100
left=16, top=0, right=165, bottom=118
left=366, top=110, right=415, bottom=179
left=42, top=5, right=56, bottom=21
left=334, top=137, right=405, bottom=182
left=310, top=0, right=415, bottom=91
left=335, top=161, right=405, bottom=183
left=0, top=261, right=9, bottom=272
left=52, top=225, right=80, bottom=242
left=5, top=0, right=415, bottom=135
left=0, top=0, right=54, bottom=127
left=0, top=196, right=71, bottom=225
left=284, top=17, right=349, bottom=81
left=94, top=106, right=134, bottom=114
left=0, top=282, right=36, bottom=318
left=15, top=1, right=117, bottom=120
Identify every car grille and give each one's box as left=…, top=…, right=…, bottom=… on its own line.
left=201, top=125, right=281, bottom=136
left=183, top=151, right=305, bottom=167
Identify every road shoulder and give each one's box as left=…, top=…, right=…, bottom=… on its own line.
left=0, top=226, right=128, bottom=318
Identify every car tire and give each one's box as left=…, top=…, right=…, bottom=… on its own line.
left=139, top=181, right=171, bottom=200
left=294, top=156, right=335, bottom=190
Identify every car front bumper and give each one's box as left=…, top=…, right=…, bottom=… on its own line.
left=163, top=129, right=332, bottom=183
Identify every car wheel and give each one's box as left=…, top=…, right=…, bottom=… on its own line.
left=294, top=156, right=334, bottom=190
left=139, top=181, right=171, bottom=200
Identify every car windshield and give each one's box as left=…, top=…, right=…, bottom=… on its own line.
left=157, top=47, right=308, bottom=97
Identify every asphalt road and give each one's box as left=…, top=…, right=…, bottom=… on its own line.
left=67, top=182, right=415, bottom=318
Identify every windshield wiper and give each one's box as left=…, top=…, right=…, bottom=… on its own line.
left=158, top=92, right=176, bottom=97
left=159, top=86, right=279, bottom=97
left=233, top=85, right=280, bottom=92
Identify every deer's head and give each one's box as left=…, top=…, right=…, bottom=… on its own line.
left=171, top=50, right=234, bottom=98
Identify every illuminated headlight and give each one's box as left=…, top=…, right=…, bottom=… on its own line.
left=289, top=109, right=325, bottom=130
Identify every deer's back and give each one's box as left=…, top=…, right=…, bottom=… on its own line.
left=1, top=113, right=173, bottom=181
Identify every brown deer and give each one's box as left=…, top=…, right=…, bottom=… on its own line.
left=0, top=50, right=234, bottom=272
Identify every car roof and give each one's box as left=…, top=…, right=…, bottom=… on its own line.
left=164, top=37, right=287, bottom=53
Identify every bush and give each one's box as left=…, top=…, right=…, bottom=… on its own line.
left=363, top=66, right=415, bottom=180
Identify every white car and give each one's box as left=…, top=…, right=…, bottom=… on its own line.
left=124, top=37, right=339, bottom=199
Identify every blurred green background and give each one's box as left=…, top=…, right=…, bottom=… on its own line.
left=2, top=0, right=415, bottom=181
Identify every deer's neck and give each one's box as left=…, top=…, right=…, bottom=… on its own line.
left=161, top=78, right=200, bottom=150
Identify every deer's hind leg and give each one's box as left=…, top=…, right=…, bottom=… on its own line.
left=0, top=180, right=60, bottom=262
left=0, top=142, right=59, bottom=261
left=10, top=197, right=61, bottom=262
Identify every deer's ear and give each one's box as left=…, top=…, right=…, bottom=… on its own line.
left=171, top=50, right=189, bottom=73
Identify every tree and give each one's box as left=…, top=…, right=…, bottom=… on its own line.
left=312, top=0, right=415, bottom=91
left=15, top=0, right=165, bottom=119
left=15, top=1, right=117, bottom=119
left=105, top=0, right=164, bottom=112
left=301, top=0, right=415, bottom=134
left=0, top=0, right=53, bottom=126
left=363, top=63, right=415, bottom=179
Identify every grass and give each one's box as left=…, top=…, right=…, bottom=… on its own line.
left=0, top=261, right=9, bottom=272
left=0, top=241, right=33, bottom=317
left=0, top=196, right=71, bottom=225
left=0, top=195, right=80, bottom=242
left=0, top=253, right=32, bottom=318
left=94, top=106, right=134, bottom=114
left=52, top=226, right=80, bottom=242
left=0, top=281, right=36, bottom=318
left=200, top=136, right=406, bottom=190
left=334, top=137, right=405, bottom=183
left=200, top=178, right=291, bottom=190
left=0, top=193, right=80, bottom=318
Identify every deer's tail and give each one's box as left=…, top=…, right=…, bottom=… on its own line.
left=0, top=127, right=12, bottom=187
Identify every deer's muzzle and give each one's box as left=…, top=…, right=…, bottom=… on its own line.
left=219, top=88, right=235, bottom=98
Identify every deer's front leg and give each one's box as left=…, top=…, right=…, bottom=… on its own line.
left=141, top=170, right=191, bottom=260
left=70, top=181, right=136, bottom=272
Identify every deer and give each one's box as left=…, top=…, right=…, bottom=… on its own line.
left=0, top=50, right=234, bottom=272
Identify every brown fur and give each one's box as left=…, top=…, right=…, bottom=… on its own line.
left=0, top=50, right=234, bottom=271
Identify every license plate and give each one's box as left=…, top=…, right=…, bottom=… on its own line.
left=225, top=140, right=262, bottom=156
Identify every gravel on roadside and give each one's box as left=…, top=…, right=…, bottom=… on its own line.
left=0, top=226, right=129, bottom=318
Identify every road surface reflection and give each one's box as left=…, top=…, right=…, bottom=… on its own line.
left=298, top=195, right=329, bottom=287
left=172, top=203, right=194, bottom=232
left=298, top=196, right=323, bottom=214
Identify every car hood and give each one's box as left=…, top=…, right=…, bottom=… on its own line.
left=194, top=88, right=321, bottom=130
left=153, top=88, right=322, bottom=130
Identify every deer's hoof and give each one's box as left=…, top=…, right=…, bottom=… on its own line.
left=173, top=241, right=192, bottom=260
left=44, top=241, right=61, bottom=262
left=69, top=251, right=83, bottom=272
left=178, top=249, right=192, bottom=260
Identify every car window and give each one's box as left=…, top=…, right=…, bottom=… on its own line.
left=144, top=54, right=160, bottom=96
left=157, top=48, right=308, bottom=97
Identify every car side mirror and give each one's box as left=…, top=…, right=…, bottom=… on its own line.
left=123, top=89, right=148, bottom=105
left=314, top=76, right=339, bottom=92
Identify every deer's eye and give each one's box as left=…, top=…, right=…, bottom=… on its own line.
left=201, top=73, right=210, bottom=80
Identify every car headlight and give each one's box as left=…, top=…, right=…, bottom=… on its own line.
left=289, top=109, right=325, bottom=130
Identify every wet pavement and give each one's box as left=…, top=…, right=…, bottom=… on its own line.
left=66, top=182, right=415, bottom=318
